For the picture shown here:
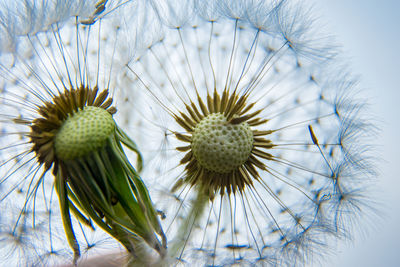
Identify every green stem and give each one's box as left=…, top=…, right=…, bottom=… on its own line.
left=169, top=188, right=209, bottom=259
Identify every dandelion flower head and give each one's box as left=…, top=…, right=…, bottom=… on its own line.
left=124, top=0, right=377, bottom=266
left=0, top=0, right=167, bottom=266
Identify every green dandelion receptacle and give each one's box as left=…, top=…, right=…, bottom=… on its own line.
left=54, top=106, right=115, bottom=161
left=192, top=112, right=254, bottom=174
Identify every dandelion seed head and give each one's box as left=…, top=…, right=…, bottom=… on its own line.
left=123, top=0, right=377, bottom=265
left=0, top=0, right=168, bottom=265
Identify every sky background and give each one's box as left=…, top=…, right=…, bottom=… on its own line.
left=314, top=1, right=400, bottom=266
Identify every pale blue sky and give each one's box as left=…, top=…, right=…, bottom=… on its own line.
left=315, top=1, right=400, bottom=266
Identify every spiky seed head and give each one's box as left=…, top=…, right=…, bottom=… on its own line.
left=192, top=113, right=253, bottom=173
left=54, top=106, right=115, bottom=160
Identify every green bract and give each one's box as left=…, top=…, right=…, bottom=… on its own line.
left=54, top=108, right=166, bottom=263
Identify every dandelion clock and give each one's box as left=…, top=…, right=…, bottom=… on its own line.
left=125, top=0, right=377, bottom=266
left=0, top=1, right=167, bottom=266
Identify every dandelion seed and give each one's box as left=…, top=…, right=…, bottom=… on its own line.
left=0, top=0, right=167, bottom=265
left=125, top=0, right=377, bottom=265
